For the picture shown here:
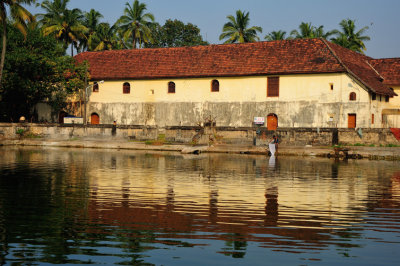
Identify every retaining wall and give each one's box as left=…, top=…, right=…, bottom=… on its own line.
left=0, top=123, right=398, bottom=146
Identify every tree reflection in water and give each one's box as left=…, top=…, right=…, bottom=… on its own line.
left=0, top=147, right=399, bottom=265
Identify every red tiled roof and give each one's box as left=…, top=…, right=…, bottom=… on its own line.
left=370, top=58, right=400, bottom=86
left=74, top=38, right=396, bottom=96
left=323, top=41, right=396, bottom=96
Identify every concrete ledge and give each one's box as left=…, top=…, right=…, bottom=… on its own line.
left=2, top=139, right=400, bottom=160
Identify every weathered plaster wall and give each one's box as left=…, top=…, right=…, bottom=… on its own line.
left=84, top=73, right=384, bottom=128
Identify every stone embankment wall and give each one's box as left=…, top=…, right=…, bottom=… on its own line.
left=0, top=123, right=398, bottom=146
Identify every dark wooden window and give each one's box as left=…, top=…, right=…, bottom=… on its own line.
left=267, top=77, right=279, bottom=97
left=372, top=114, right=374, bottom=124
left=211, top=80, right=219, bottom=92
left=93, top=82, right=99, bottom=92
left=372, top=93, right=376, bottom=100
left=168, top=82, right=175, bottom=93
left=330, top=83, right=334, bottom=90
left=349, top=92, right=356, bottom=101
left=123, top=82, right=130, bottom=94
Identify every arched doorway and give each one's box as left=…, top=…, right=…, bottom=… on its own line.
left=91, top=113, right=100, bottom=125
left=267, top=114, right=278, bottom=130
left=59, top=111, right=68, bottom=124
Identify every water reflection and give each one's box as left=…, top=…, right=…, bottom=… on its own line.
left=0, top=147, right=400, bottom=265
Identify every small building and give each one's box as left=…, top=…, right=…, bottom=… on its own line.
left=71, top=38, right=398, bottom=129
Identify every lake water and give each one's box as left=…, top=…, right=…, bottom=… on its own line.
left=0, top=146, right=399, bottom=265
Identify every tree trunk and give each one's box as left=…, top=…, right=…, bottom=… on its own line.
left=0, top=18, right=7, bottom=88
left=132, top=38, right=136, bottom=49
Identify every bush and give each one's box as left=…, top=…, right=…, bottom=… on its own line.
left=16, top=128, right=25, bottom=137
left=386, top=144, right=400, bottom=147
left=354, top=143, right=365, bottom=146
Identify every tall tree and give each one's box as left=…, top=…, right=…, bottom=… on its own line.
left=219, top=10, right=262, bottom=44
left=146, top=19, right=208, bottom=48
left=290, top=22, right=314, bottom=39
left=330, top=19, right=370, bottom=54
left=80, top=9, right=103, bottom=52
left=264, top=30, right=287, bottom=41
left=0, top=0, right=35, bottom=87
left=91, top=23, right=122, bottom=51
left=117, top=0, right=155, bottom=49
left=290, top=22, right=334, bottom=39
left=38, top=0, right=87, bottom=56
left=1, top=23, right=86, bottom=122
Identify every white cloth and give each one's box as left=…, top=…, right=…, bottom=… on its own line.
left=269, top=155, right=276, bottom=168
left=269, top=143, right=276, bottom=156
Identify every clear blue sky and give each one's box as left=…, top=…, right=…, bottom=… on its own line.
left=26, top=0, right=400, bottom=59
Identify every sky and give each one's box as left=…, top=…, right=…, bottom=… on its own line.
left=26, top=0, right=400, bottom=59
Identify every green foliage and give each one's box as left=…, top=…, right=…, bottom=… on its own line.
left=265, top=30, right=287, bottom=41
left=38, top=0, right=88, bottom=56
left=0, top=24, right=86, bottom=122
left=219, top=10, right=262, bottom=44
left=116, top=0, right=155, bottom=49
left=79, top=8, right=103, bottom=52
left=16, top=128, right=25, bottom=137
left=0, top=0, right=36, bottom=85
left=330, top=19, right=370, bottom=54
left=386, top=144, right=400, bottom=147
left=90, top=22, right=123, bottom=51
left=353, top=143, right=365, bottom=146
left=146, top=19, right=208, bottom=48
left=290, top=22, right=334, bottom=39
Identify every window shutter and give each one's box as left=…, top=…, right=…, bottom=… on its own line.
left=267, top=77, right=279, bottom=97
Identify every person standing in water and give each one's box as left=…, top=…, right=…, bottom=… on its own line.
left=270, top=135, right=279, bottom=155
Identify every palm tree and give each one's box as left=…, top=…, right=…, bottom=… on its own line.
left=264, top=30, right=287, bottom=41
left=91, top=23, right=122, bottom=51
left=313, top=25, right=334, bottom=39
left=219, top=10, right=262, bottom=44
left=38, top=0, right=87, bottom=56
left=330, top=19, right=370, bottom=54
left=80, top=9, right=103, bottom=52
left=290, top=22, right=315, bottom=39
left=290, top=22, right=334, bottom=39
left=0, top=0, right=35, bottom=86
left=116, top=0, right=155, bottom=49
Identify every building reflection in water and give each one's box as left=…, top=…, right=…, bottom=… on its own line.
left=265, top=187, right=278, bottom=227
left=1, top=147, right=400, bottom=261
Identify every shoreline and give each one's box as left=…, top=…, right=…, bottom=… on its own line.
left=2, top=138, right=400, bottom=161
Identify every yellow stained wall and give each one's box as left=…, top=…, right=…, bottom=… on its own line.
left=90, top=73, right=370, bottom=103
left=382, top=85, right=400, bottom=127
left=86, top=73, right=384, bottom=128
left=386, top=85, right=400, bottom=107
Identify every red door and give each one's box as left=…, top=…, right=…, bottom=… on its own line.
left=91, top=113, right=99, bottom=125
left=348, top=114, right=356, bottom=128
left=267, top=114, right=278, bottom=130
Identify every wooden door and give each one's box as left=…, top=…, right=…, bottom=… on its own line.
left=267, top=114, right=278, bottom=130
left=58, top=111, right=67, bottom=124
left=91, top=113, right=99, bottom=125
left=348, top=114, right=356, bottom=128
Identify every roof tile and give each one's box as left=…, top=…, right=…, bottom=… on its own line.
left=74, top=38, right=397, bottom=96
